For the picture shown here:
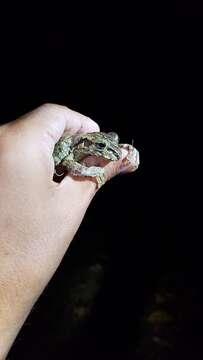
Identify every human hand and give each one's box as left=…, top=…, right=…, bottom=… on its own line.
left=0, top=104, right=129, bottom=358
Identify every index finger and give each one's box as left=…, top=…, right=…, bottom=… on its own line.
left=15, top=103, right=100, bottom=153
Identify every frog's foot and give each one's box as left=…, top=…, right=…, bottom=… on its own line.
left=79, top=166, right=106, bottom=189
left=119, top=144, right=140, bottom=174
left=95, top=168, right=106, bottom=189
left=61, top=158, right=106, bottom=189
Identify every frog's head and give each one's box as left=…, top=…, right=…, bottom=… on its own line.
left=75, top=132, right=122, bottom=161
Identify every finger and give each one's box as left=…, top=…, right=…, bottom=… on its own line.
left=15, top=103, right=100, bottom=153
left=95, top=148, right=129, bottom=182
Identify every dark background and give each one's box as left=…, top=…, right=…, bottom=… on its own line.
left=0, top=26, right=200, bottom=359
left=176, top=0, right=203, bottom=16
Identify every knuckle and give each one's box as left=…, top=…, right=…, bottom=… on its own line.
left=41, top=103, right=99, bottom=131
left=86, top=117, right=100, bottom=132
left=42, top=103, right=70, bottom=114
left=41, top=102, right=54, bottom=110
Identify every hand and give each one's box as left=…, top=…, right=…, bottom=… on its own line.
left=0, top=104, right=127, bottom=358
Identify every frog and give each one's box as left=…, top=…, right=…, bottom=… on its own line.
left=53, top=131, right=139, bottom=188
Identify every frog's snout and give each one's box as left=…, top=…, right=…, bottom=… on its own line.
left=106, top=148, right=122, bottom=161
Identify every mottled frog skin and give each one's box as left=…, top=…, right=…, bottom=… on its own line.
left=53, top=132, right=139, bottom=188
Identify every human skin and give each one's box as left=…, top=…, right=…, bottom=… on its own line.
left=0, top=104, right=128, bottom=359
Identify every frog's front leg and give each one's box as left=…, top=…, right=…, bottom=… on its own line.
left=61, top=159, right=106, bottom=189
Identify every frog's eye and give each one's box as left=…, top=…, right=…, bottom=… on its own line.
left=96, top=142, right=106, bottom=149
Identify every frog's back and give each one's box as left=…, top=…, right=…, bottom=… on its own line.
left=53, top=136, right=73, bottom=166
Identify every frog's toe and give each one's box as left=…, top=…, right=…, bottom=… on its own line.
left=95, top=169, right=106, bottom=189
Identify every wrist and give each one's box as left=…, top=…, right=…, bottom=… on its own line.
left=0, top=255, right=43, bottom=359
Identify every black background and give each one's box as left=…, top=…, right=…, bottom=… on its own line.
left=1, top=23, right=199, bottom=359
left=176, top=0, right=203, bottom=16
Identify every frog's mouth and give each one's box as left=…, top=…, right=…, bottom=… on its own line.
left=102, top=147, right=122, bottom=161
left=85, top=148, right=121, bottom=161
